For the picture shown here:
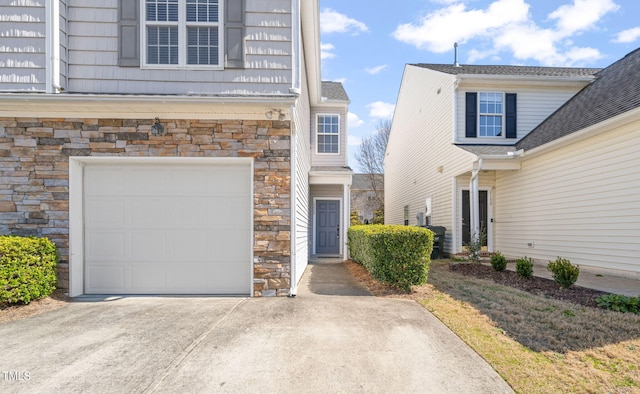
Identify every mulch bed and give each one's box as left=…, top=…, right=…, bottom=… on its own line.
left=449, top=262, right=609, bottom=309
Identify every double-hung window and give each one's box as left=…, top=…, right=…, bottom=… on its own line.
left=144, top=0, right=222, bottom=67
left=479, top=92, right=503, bottom=137
left=317, top=115, right=340, bottom=154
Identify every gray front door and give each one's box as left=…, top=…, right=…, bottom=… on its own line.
left=316, top=200, right=340, bottom=254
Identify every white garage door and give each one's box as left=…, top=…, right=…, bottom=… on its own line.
left=83, top=161, right=252, bottom=295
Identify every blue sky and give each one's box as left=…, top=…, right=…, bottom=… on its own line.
left=319, top=0, right=640, bottom=172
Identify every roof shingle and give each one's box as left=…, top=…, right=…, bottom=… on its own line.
left=414, top=64, right=600, bottom=78
left=321, top=81, right=349, bottom=101
left=517, top=48, right=640, bottom=151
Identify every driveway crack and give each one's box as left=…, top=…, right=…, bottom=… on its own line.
left=140, top=298, right=248, bottom=393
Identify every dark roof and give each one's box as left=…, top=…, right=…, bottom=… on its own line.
left=321, top=81, right=349, bottom=101
left=310, top=166, right=353, bottom=173
left=517, top=48, right=640, bottom=151
left=352, top=174, right=383, bottom=190
left=414, top=64, right=600, bottom=78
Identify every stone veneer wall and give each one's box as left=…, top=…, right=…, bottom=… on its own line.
left=0, top=117, right=292, bottom=297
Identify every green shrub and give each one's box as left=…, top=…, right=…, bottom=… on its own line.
left=490, top=251, right=507, bottom=272
left=547, top=257, right=579, bottom=289
left=595, top=294, right=640, bottom=314
left=464, top=228, right=486, bottom=263
left=348, top=225, right=433, bottom=291
left=515, top=256, right=534, bottom=278
left=0, top=236, right=58, bottom=304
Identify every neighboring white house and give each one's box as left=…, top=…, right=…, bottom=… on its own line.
left=0, top=0, right=352, bottom=297
left=386, top=48, right=640, bottom=279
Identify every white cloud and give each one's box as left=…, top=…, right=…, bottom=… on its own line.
left=613, top=26, right=640, bottom=43
left=321, top=42, right=336, bottom=60
left=392, top=0, right=618, bottom=66
left=348, top=135, right=362, bottom=146
left=320, top=9, right=368, bottom=35
left=364, top=65, right=388, bottom=75
left=348, top=112, right=365, bottom=129
left=392, top=0, right=530, bottom=53
left=366, top=102, right=396, bottom=119
left=549, top=0, right=619, bottom=35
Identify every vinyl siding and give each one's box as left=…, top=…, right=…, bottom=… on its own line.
left=66, top=0, right=293, bottom=95
left=385, top=65, right=476, bottom=253
left=59, top=0, right=68, bottom=89
left=310, top=106, right=348, bottom=167
left=455, top=86, right=582, bottom=143
left=0, top=0, right=46, bottom=91
left=495, top=117, right=640, bottom=276
left=292, top=53, right=311, bottom=285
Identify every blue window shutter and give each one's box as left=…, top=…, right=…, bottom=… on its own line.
left=465, top=92, right=477, bottom=138
left=225, top=0, right=245, bottom=68
left=118, top=0, right=140, bottom=67
left=505, top=93, right=517, bottom=139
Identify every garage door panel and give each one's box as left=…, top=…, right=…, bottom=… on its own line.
left=130, top=264, right=168, bottom=291
left=86, top=265, right=125, bottom=292
left=84, top=160, right=252, bottom=295
left=172, top=198, right=213, bottom=228
left=85, top=199, right=126, bottom=227
left=208, top=197, right=252, bottom=227
left=130, top=232, right=169, bottom=260
left=171, top=230, right=209, bottom=260
left=86, top=232, right=126, bottom=260
left=208, top=229, right=251, bottom=261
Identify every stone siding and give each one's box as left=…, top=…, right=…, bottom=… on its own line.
left=0, top=117, right=292, bottom=297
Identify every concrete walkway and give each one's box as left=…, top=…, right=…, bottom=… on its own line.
left=0, top=261, right=513, bottom=394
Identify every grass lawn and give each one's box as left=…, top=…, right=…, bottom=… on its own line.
left=347, top=259, right=640, bottom=393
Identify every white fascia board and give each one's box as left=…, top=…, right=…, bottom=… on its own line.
left=0, top=94, right=297, bottom=119
left=309, top=172, right=353, bottom=186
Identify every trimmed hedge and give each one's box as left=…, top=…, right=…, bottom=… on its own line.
left=0, top=236, right=58, bottom=304
left=348, top=225, right=434, bottom=291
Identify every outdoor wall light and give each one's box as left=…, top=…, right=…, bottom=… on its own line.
left=151, top=117, right=165, bottom=135
left=265, top=109, right=286, bottom=121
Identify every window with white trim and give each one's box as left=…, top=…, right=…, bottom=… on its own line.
left=317, top=114, right=340, bottom=154
left=143, top=0, right=222, bottom=67
left=478, top=92, right=503, bottom=137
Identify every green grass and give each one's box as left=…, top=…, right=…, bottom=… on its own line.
left=420, top=260, right=640, bottom=393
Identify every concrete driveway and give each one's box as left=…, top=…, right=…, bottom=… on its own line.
left=0, top=262, right=513, bottom=393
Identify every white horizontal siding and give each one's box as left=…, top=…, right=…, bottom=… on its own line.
left=0, top=3, right=46, bottom=91
left=455, top=87, right=581, bottom=143
left=385, top=65, right=476, bottom=254
left=495, top=118, right=640, bottom=275
left=310, top=107, right=348, bottom=167
left=293, top=72, right=311, bottom=284
left=66, top=0, right=293, bottom=95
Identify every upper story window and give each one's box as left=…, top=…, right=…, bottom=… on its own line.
left=479, top=92, right=503, bottom=137
left=465, top=92, right=517, bottom=140
left=143, top=0, right=222, bottom=67
left=317, top=114, right=340, bottom=154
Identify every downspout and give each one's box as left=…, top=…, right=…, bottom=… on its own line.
left=469, top=158, right=483, bottom=243
left=46, top=0, right=61, bottom=93
left=289, top=103, right=298, bottom=297
left=289, top=0, right=302, bottom=95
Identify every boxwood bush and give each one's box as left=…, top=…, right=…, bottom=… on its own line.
left=348, top=225, right=434, bottom=291
left=547, top=257, right=579, bottom=289
left=490, top=251, right=507, bottom=271
left=0, top=236, right=58, bottom=304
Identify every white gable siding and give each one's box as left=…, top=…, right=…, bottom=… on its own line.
left=66, top=0, right=293, bottom=95
left=495, top=117, right=640, bottom=277
left=310, top=106, right=347, bottom=167
left=0, top=0, right=46, bottom=91
left=385, top=65, right=476, bottom=253
left=455, top=86, right=581, bottom=144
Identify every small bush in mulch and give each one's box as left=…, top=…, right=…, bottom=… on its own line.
left=449, top=262, right=607, bottom=309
